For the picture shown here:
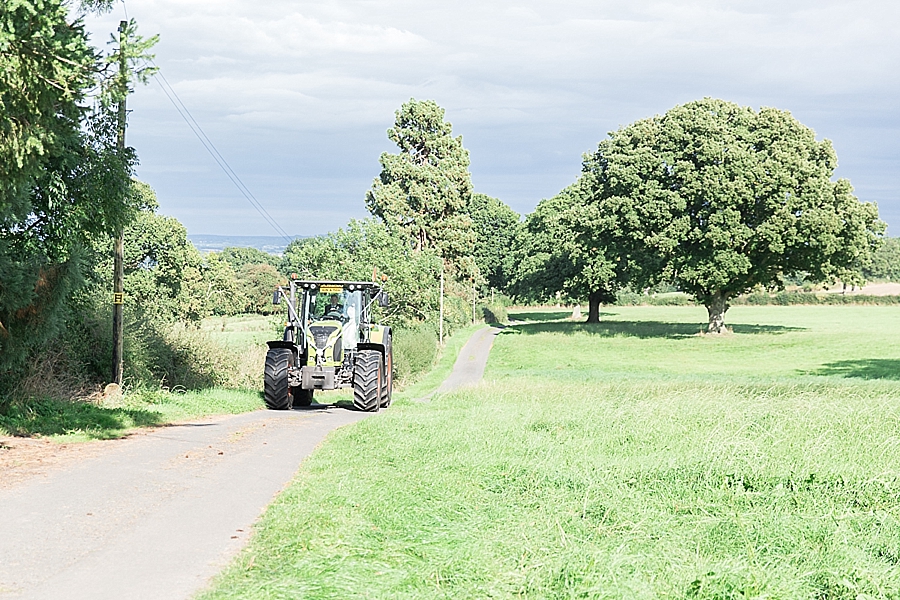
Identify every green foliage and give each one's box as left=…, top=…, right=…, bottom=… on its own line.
left=236, top=263, right=282, bottom=314
left=733, top=291, right=900, bottom=306
left=100, top=18, right=158, bottom=107
left=0, top=2, right=140, bottom=374
left=864, top=237, right=900, bottom=282
left=280, top=219, right=443, bottom=328
left=615, top=290, right=695, bottom=306
left=510, top=182, right=621, bottom=321
left=366, top=99, right=475, bottom=268
left=391, top=322, right=440, bottom=385
left=479, top=300, right=508, bottom=324
left=198, top=253, right=244, bottom=317
left=468, top=193, right=520, bottom=292
left=218, top=246, right=277, bottom=271
left=581, top=98, right=884, bottom=332
left=0, top=0, right=97, bottom=209
left=212, top=247, right=283, bottom=315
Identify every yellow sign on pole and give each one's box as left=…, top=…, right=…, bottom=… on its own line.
left=113, top=292, right=124, bottom=305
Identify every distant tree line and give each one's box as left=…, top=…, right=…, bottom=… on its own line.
left=287, top=97, right=886, bottom=336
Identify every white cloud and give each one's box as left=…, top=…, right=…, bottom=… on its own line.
left=84, top=0, right=900, bottom=235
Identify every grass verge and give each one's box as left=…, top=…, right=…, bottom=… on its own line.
left=0, top=388, right=264, bottom=442
left=199, top=304, right=900, bottom=599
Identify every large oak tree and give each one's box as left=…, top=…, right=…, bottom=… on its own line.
left=582, top=98, right=883, bottom=333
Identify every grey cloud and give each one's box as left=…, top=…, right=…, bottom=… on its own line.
left=85, top=0, right=900, bottom=235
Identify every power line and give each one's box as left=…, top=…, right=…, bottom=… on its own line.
left=149, top=62, right=293, bottom=243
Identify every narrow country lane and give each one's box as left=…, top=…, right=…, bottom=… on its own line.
left=0, top=327, right=499, bottom=600
left=434, top=326, right=502, bottom=394
left=0, top=408, right=366, bottom=600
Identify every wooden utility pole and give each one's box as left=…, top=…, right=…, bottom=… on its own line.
left=472, top=278, right=476, bottom=324
left=439, top=268, right=444, bottom=345
left=111, top=20, right=127, bottom=385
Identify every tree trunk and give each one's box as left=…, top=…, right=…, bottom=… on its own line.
left=706, top=291, right=729, bottom=334
left=587, top=290, right=602, bottom=323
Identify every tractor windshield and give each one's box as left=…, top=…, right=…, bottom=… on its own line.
left=306, top=289, right=362, bottom=328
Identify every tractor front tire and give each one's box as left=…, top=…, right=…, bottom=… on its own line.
left=353, top=350, right=383, bottom=412
left=381, top=338, right=393, bottom=408
left=291, top=387, right=313, bottom=407
left=264, top=348, right=293, bottom=410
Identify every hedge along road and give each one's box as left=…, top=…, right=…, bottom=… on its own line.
left=0, top=327, right=500, bottom=600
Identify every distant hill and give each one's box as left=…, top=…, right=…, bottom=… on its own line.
left=188, top=234, right=307, bottom=256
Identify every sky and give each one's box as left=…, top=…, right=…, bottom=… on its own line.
left=83, top=0, right=900, bottom=237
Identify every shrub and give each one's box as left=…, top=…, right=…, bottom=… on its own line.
left=480, top=301, right=508, bottom=324
left=392, top=322, right=439, bottom=385
left=615, top=290, right=695, bottom=306
left=731, top=292, right=900, bottom=306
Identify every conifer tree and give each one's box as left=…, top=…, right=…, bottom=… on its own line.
left=366, top=99, right=475, bottom=270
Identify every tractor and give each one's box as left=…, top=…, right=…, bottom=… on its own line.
left=264, top=278, right=392, bottom=412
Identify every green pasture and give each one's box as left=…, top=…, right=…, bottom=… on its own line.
left=201, top=304, right=900, bottom=599
left=201, top=314, right=281, bottom=349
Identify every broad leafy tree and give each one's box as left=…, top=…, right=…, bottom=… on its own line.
left=511, top=182, right=623, bottom=322
left=582, top=98, right=883, bottom=332
left=366, top=99, right=474, bottom=268
left=864, top=237, right=900, bottom=282
left=468, top=193, right=520, bottom=293
left=281, top=219, right=442, bottom=327
left=218, top=246, right=276, bottom=271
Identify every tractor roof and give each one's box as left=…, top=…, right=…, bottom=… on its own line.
left=291, top=279, right=383, bottom=290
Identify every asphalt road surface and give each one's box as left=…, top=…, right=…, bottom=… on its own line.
left=0, top=327, right=498, bottom=599
left=434, top=326, right=501, bottom=395
left=0, top=408, right=367, bottom=599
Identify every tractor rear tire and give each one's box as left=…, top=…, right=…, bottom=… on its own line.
left=353, top=350, right=383, bottom=412
left=291, top=387, right=313, bottom=407
left=264, top=348, right=293, bottom=410
left=380, top=338, right=393, bottom=408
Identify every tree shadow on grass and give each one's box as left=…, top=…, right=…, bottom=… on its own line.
left=507, top=310, right=617, bottom=322
left=808, top=359, right=900, bottom=380
left=502, top=320, right=804, bottom=339
left=0, top=399, right=163, bottom=439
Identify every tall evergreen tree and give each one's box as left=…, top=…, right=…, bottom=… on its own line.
left=0, top=1, right=139, bottom=372
left=366, top=99, right=475, bottom=269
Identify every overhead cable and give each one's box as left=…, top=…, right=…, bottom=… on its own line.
left=150, top=61, right=293, bottom=243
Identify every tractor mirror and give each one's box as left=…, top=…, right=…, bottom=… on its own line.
left=378, top=290, right=389, bottom=308
left=272, top=290, right=281, bottom=305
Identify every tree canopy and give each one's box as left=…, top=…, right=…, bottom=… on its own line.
left=580, top=98, right=883, bottom=332
left=280, top=219, right=442, bottom=327
left=468, top=193, right=520, bottom=293
left=864, top=237, right=900, bottom=282
left=511, top=182, right=622, bottom=322
left=0, top=1, right=141, bottom=370
left=365, top=99, right=474, bottom=269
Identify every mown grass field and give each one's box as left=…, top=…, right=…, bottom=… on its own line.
left=200, top=305, right=900, bottom=599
